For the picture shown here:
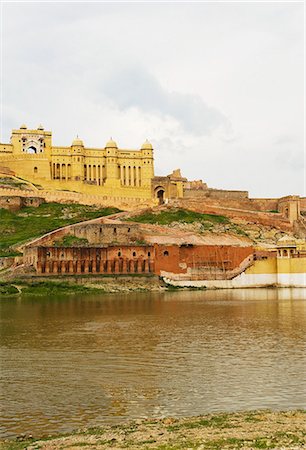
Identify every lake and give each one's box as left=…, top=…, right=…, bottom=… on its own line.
left=1, top=288, right=305, bottom=438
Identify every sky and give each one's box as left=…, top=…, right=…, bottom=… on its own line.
left=0, top=1, right=304, bottom=198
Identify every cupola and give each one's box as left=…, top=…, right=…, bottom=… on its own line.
left=141, top=139, right=153, bottom=150
left=37, top=124, right=44, bottom=131
left=105, top=138, right=118, bottom=149
left=20, top=124, right=27, bottom=129
left=71, top=136, right=84, bottom=146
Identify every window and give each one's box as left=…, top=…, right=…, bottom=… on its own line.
left=118, top=251, right=121, bottom=257
left=133, top=251, right=136, bottom=257
left=163, top=250, right=169, bottom=256
left=114, top=227, right=117, bottom=234
left=148, top=251, right=151, bottom=257
left=34, top=167, right=38, bottom=174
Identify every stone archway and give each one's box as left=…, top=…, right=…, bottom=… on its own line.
left=156, top=187, right=165, bottom=205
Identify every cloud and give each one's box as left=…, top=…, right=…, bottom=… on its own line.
left=101, top=68, right=229, bottom=136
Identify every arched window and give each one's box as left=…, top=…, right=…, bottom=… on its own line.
left=133, top=251, right=136, bottom=257
left=34, top=167, right=38, bottom=174
left=163, top=250, right=169, bottom=256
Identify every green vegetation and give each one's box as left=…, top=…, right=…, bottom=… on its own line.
left=129, top=208, right=229, bottom=225
left=0, top=282, right=19, bottom=295
left=0, top=280, right=101, bottom=296
left=54, top=234, right=89, bottom=247
left=0, top=177, right=32, bottom=190
left=0, top=202, right=121, bottom=256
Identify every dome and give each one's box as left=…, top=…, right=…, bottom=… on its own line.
left=37, top=124, right=44, bottom=130
left=20, top=124, right=27, bottom=129
left=105, top=138, right=118, bottom=149
left=141, top=139, right=153, bottom=150
left=71, top=136, right=84, bottom=146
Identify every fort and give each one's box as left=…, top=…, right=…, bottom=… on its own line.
left=1, top=124, right=306, bottom=289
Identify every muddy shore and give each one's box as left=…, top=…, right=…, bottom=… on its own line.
left=1, top=410, right=305, bottom=450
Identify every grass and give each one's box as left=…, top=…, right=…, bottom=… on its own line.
left=0, top=202, right=121, bottom=255
left=0, top=281, right=101, bottom=296
left=0, top=177, right=31, bottom=190
left=128, top=208, right=229, bottom=226
left=0, top=282, right=20, bottom=295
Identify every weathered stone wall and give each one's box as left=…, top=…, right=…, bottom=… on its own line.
left=300, top=198, right=306, bottom=213
left=170, top=199, right=293, bottom=230
left=0, top=195, right=45, bottom=211
left=207, top=189, right=249, bottom=199
left=71, top=223, right=143, bottom=245
left=0, top=187, right=155, bottom=209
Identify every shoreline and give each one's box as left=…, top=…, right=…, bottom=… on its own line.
left=1, top=410, right=305, bottom=449
left=1, top=277, right=306, bottom=297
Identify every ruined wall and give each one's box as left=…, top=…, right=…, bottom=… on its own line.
left=71, top=223, right=143, bottom=245
left=0, top=195, right=45, bottom=211
left=0, top=196, right=22, bottom=211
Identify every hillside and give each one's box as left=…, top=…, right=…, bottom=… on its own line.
left=124, top=207, right=293, bottom=246
left=0, top=202, right=121, bottom=257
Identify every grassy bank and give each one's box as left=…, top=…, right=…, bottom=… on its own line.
left=0, top=281, right=101, bottom=296
left=0, top=276, right=164, bottom=296
left=0, top=410, right=305, bottom=449
left=0, top=202, right=121, bottom=256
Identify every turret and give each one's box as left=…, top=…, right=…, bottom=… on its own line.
left=105, top=138, right=120, bottom=184
left=71, top=136, right=85, bottom=181
left=140, top=140, right=154, bottom=187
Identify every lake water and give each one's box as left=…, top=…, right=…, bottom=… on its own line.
left=1, top=288, right=306, bottom=438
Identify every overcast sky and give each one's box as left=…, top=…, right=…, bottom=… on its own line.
left=1, top=1, right=304, bottom=197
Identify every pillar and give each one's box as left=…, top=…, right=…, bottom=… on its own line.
left=120, top=165, right=124, bottom=185
left=37, top=261, right=42, bottom=274
left=84, top=260, right=89, bottom=273
left=76, top=260, right=82, bottom=274
left=53, top=261, right=58, bottom=274
left=69, top=260, right=74, bottom=273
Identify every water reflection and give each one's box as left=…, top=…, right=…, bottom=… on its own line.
left=1, top=288, right=305, bottom=438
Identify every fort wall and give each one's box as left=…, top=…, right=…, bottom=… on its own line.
left=170, top=199, right=293, bottom=230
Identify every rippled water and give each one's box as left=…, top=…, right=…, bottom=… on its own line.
left=1, top=288, right=306, bottom=438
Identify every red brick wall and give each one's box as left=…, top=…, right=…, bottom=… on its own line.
left=153, top=244, right=254, bottom=275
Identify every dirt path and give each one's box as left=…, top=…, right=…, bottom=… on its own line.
left=1, top=410, right=305, bottom=450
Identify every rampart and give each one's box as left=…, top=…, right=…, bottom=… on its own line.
left=170, top=198, right=293, bottom=230
left=0, top=187, right=155, bottom=209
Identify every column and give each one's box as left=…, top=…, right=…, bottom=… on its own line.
left=120, top=165, right=124, bottom=185
left=130, top=167, right=135, bottom=186
left=136, top=166, right=140, bottom=187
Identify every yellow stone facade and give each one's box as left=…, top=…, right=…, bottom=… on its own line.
left=0, top=125, right=154, bottom=200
